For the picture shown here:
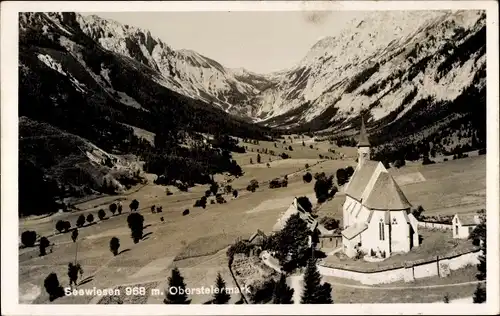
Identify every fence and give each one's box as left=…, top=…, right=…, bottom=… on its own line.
left=318, top=250, right=480, bottom=285
left=417, top=221, right=453, bottom=230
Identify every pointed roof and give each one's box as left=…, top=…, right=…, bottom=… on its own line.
left=358, top=116, right=371, bottom=147
left=363, top=172, right=412, bottom=210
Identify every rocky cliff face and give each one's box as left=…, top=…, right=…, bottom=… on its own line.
left=253, top=10, right=486, bottom=132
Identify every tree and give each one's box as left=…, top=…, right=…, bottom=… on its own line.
left=336, top=168, right=348, bottom=186
left=109, top=203, right=118, bottom=215
left=232, top=189, right=238, bottom=199
left=56, top=220, right=65, bottom=233
left=301, top=258, right=333, bottom=304
left=205, top=190, right=212, bottom=198
left=272, top=274, right=294, bottom=304
left=130, top=199, right=140, bottom=212
left=21, top=230, right=37, bottom=247
left=68, top=262, right=83, bottom=288
left=257, top=154, right=261, bottom=164
left=76, top=215, right=85, bottom=228
left=303, top=172, right=312, bottom=183
left=98, top=209, right=106, bottom=220
left=39, top=236, right=50, bottom=256
left=164, top=268, right=191, bottom=304
left=411, top=205, right=425, bottom=220
left=469, top=210, right=486, bottom=279
left=71, top=229, right=79, bottom=243
left=63, top=221, right=71, bottom=232
left=314, top=175, right=334, bottom=203
left=473, top=284, right=486, bottom=303
left=210, top=182, right=219, bottom=196
left=273, top=213, right=310, bottom=272
left=117, top=203, right=123, bottom=214
left=86, top=214, right=94, bottom=225
left=250, top=158, right=253, bottom=164
left=212, top=273, right=231, bottom=304
left=127, top=213, right=145, bottom=243
left=44, top=273, right=64, bottom=301
left=110, top=237, right=120, bottom=256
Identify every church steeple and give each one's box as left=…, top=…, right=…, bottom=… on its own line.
left=357, top=115, right=371, bottom=166
left=358, top=116, right=371, bottom=148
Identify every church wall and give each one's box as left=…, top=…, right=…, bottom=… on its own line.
left=389, top=211, right=412, bottom=253
left=360, top=210, right=390, bottom=255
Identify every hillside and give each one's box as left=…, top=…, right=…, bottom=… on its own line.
left=18, top=12, right=272, bottom=216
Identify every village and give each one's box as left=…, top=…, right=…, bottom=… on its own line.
left=18, top=120, right=487, bottom=304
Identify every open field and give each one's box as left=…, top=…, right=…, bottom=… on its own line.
left=18, top=139, right=485, bottom=304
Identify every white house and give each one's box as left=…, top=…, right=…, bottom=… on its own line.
left=452, top=214, right=480, bottom=239
left=341, top=117, right=420, bottom=258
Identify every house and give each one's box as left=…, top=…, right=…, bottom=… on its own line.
left=316, top=224, right=342, bottom=249
left=340, top=117, right=420, bottom=258
left=452, top=214, right=480, bottom=239
left=272, top=197, right=318, bottom=232
left=248, top=229, right=267, bottom=246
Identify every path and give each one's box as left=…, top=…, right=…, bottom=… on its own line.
left=288, top=274, right=303, bottom=304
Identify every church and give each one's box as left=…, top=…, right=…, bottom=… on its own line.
left=341, top=118, right=420, bottom=258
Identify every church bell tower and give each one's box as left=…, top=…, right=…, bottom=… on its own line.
left=357, top=115, right=371, bottom=167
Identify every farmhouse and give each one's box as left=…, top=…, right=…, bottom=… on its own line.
left=341, top=118, right=420, bottom=258
left=452, top=213, right=480, bottom=239
left=272, top=197, right=318, bottom=232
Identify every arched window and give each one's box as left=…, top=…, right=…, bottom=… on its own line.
left=379, top=220, right=385, bottom=241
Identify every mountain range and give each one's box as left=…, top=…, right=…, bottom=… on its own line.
left=18, top=10, right=486, bottom=214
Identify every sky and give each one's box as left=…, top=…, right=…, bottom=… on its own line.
left=83, top=11, right=366, bottom=74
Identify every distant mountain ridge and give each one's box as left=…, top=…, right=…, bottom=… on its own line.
left=66, top=11, right=485, bottom=134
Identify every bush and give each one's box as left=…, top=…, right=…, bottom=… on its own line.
left=269, top=178, right=287, bottom=189
left=280, top=153, right=290, bottom=159
left=194, top=197, right=207, bottom=208
left=71, top=229, right=79, bottom=242
left=216, top=195, right=226, bottom=204
left=210, top=182, right=219, bottom=196
left=44, top=273, right=64, bottom=301
left=370, top=249, right=376, bottom=257
left=319, top=217, right=340, bottom=231
left=232, top=189, right=238, bottom=198
left=182, top=209, right=190, bottom=216
left=56, top=220, right=65, bottom=233
left=86, top=214, right=94, bottom=224
left=157, top=206, right=163, bottom=213
left=76, top=214, right=86, bottom=227
left=205, top=190, right=212, bottom=197
left=21, top=230, right=37, bottom=247
left=393, top=159, right=405, bottom=168
left=129, top=199, right=140, bottom=212
left=109, top=203, right=118, bottom=215
left=98, top=209, right=106, bottom=220
left=247, top=179, right=259, bottom=192
left=303, top=172, right=312, bottom=183
left=309, top=145, right=313, bottom=149
left=39, top=236, right=50, bottom=256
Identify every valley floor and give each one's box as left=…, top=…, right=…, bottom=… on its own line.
left=18, top=142, right=486, bottom=304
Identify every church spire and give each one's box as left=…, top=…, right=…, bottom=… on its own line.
left=358, top=115, right=370, bottom=147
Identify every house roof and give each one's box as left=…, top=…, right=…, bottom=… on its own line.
left=248, top=229, right=266, bottom=243
left=457, top=214, right=480, bottom=226
left=272, top=198, right=318, bottom=232
left=364, top=172, right=412, bottom=210
left=342, top=223, right=368, bottom=240
left=358, top=116, right=371, bottom=147
left=344, top=160, right=379, bottom=199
